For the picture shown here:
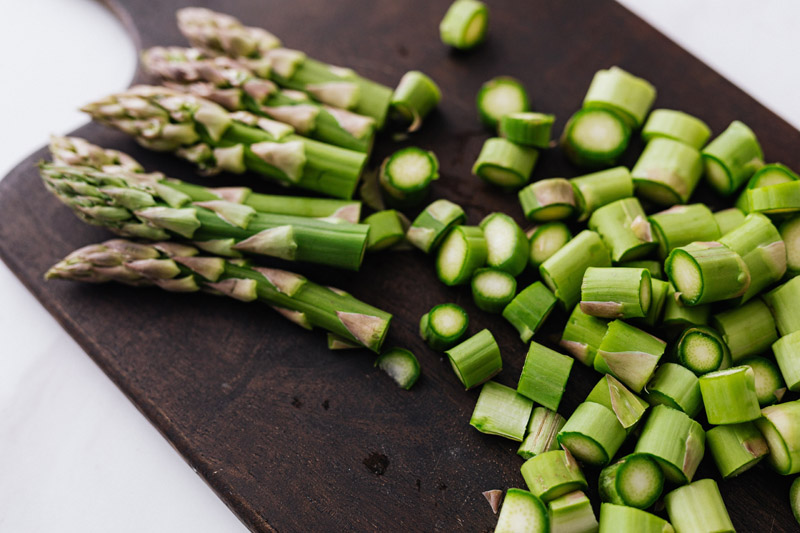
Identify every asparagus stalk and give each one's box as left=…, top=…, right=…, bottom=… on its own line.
left=527, top=222, right=572, bottom=269
left=470, top=381, right=534, bottom=441
left=363, top=210, right=407, bottom=251
left=735, top=163, right=799, bottom=213
left=473, top=137, right=538, bottom=189
left=710, top=297, right=778, bottom=361
left=774, top=331, right=800, bottom=392
left=435, top=225, right=488, bottom=285
left=390, top=70, right=441, bottom=132
left=439, top=0, right=489, bottom=51
left=520, top=450, right=588, bottom=502
left=756, top=400, right=800, bottom=475
left=494, top=488, right=549, bottom=533
left=82, top=86, right=367, bottom=199
left=636, top=278, right=669, bottom=328
left=595, top=320, right=666, bottom=393
left=50, top=136, right=362, bottom=221
left=764, top=277, right=800, bottom=336
left=706, top=422, right=769, bottom=479
left=583, top=66, right=657, bottom=128
left=747, top=180, right=800, bottom=215
left=480, top=212, right=529, bottom=275
left=702, top=120, right=764, bottom=195
left=713, top=207, right=747, bottom=235
left=598, top=453, right=664, bottom=509
left=518, top=408, right=567, bottom=460
left=548, top=491, right=598, bottom=533
left=558, top=402, right=627, bottom=466
left=445, top=329, right=502, bottom=389
left=375, top=348, right=420, bottom=389
left=46, top=239, right=391, bottom=352
left=517, top=342, right=574, bottom=411
left=632, top=137, right=704, bottom=205
left=141, top=46, right=377, bottom=153
left=561, top=108, right=631, bottom=168
left=502, top=282, right=558, bottom=343
left=476, top=77, right=530, bottom=128
left=419, top=303, right=468, bottom=351
left=519, top=178, right=578, bottom=221
left=634, top=404, right=705, bottom=484
left=177, top=8, right=394, bottom=126
left=665, top=241, right=750, bottom=306
left=570, top=166, right=634, bottom=222
left=500, top=112, right=555, bottom=149
left=665, top=479, right=735, bottom=533
left=471, top=268, right=517, bottom=313
left=674, top=326, right=731, bottom=376
left=588, top=198, right=656, bottom=262
left=662, top=283, right=711, bottom=329
left=781, top=215, right=800, bottom=277
left=40, top=164, right=369, bottom=270
left=406, top=199, right=466, bottom=253
left=698, top=366, right=761, bottom=424
left=644, top=363, right=702, bottom=418
left=585, top=374, right=648, bottom=429
left=641, top=109, right=711, bottom=149
left=560, top=305, right=610, bottom=367
left=540, top=230, right=612, bottom=309
left=741, top=356, right=786, bottom=406
left=580, top=267, right=651, bottom=319
left=598, top=504, right=674, bottom=533
left=649, top=204, right=721, bottom=259
left=379, top=147, right=439, bottom=206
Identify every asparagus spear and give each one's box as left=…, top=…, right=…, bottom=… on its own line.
left=39, top=163, right=369, bottom=270
left=45, top=239, right=391, bottom=352
left=176, top=7, right=393, bottom=127
left=81, top=85, right=367, bottom=199
left=49, top=136, right=362, bottom=222
left=141, top=46, right=376, bottom=153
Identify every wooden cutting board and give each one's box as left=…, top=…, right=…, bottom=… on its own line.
left=2, top=0, right=798, bottom=530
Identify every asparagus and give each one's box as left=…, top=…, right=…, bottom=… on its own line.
left=706, top=422, right=769, bottom=479
left=774, top=331, right=800, bottom=392
left=698, top=366, right=761, bottom=425
left=439, top=0, right=489, bottom=51
left=674, top=325, right=731, bottom=376
left=665, top=241, right=750, bottom=306
left=710, top=298, right=778, bottom=361
left=474, top=137, right=538, bottom=189
left=390, top=71, right=441, bottom=132
left=631, top=137, right=704, bottom=205
left=50, top=136, right=362, bottom=222
left=588, top=198, right=656, bottom=262
left=176, top=7, right=394, bottom=127
left=540, top=230, right=612, bottom=310
left=570, top=166, right=634, bottom=222
left=641, top=109, right=711, bottom=149
left=500, top=112, right=555, bottom=148
left=46, top=239, right=391, bottom=352
left=598, top=453, right=664, bottom=509
left=561, top=108, right=631, bottom=168
left=702, top=120, right=764, bottom=195
left=406, top=199, right=466, bottom=254
left=445, top=329, right=502, bottom=389
left=519, top=178, right=577, bottom=221
left=375, top=348, right=420, bottom=390
left=756, top=400, right=800, bottom=475
left=435, top=225, right=488, bottom=285
left=736, top=163, right=799, bottom=213
left=82, top=85, right=367, bottom=199
left=471, top=268, right=517, bottom=313
left=419, top=303, right=469, bottom=351
left=559, top=305, right=610, bottom=367
left=470, top=381, right=534, bottom=441
left=379, top=147, right=439, bottom=207
left=598, top=504, right=674, bottom=533
left=583, top=66, right=656, bottom=128
left=480, top=212, right=529, bottom=276
left=40, top=164, right=370, bottom=270
left=527, top=222, right=572, bottom=269
left=521, top=450, right=588, bottom=502
left=141, top=46, right=377, bottom=153
left=741, top=356, right=786, bottom=406
left=594, top=320, right=666, bottom=394
left=494, top=489, right=549, bottom=533
left=585, top=374, right=648, bottom=429
left=580, top=267, right=651, bottom=319
left=644, top=363, right=702, bottom=418
left=518, top=408, right=566, bottom=460
left=476, top=76, right=530, bottom=128
left=548, top=491, right=598, bottom=533
left=363, top=210, right=407, bottom=251
left=634, top=404, right=705, bottom=484
left=502, top=282, right=557, bottom=343
left=714, top=207, right=747, bottom=235
left=648, top=204, right=721, bottom=259
left=764, top=277, right=800, bottom=336
left=517, top=342, right=573, bottom=411
left=665, top=479, right=735, bottom=533
left=558, top=402, right=626, bottom=466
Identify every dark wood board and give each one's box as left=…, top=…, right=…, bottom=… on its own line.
left=1, top=0, right=799, bottom=530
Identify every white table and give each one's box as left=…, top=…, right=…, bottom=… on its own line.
left=1, top=1, right=798, bottom=530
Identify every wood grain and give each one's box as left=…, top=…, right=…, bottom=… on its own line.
left=1, top=0, right=798, bottom=530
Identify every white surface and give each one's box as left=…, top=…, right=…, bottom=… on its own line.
left=0, top=1, right=798, bottom=531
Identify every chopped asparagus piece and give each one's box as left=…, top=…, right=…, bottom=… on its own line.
left=598, top=503, right=674, bottom=533
left=764, top=277, right=800, bottom=336
left=477, top=76, right=530, bottom=128
left=379, top=147, right=439, bottom=207
left=649, top=204, right=721, bottom=259
left=583, top=66, right=656, bottom=128
left=756, top=400, right=800, bottom=475
left=540, top=230, right=612, bottom=310
left=520, top=450, right=588, bottom=502
left=634, top=404, right=705, bottom=484
left=595, top=320, right=666, bottom=393
left=548, top=491, right=598, bottom=533
left=644, top=363, right=702, bottom=418
left=519, top=178, right=577, bottom=221
left=470, top=381, right=534, bottom=441
left=364, top=210, right=406, bottom=251
left=699, top=366, right=761, bottom=424
left=702, top=120, right=764, bottom=195
left=741, top=356, right=786, bottom=406
left=736, top=163, right=799, bottom=212
left=473, top=137, right=538, bottom=189
left=665, top=479, right=735, bottom=533
left=707, top=422, right=769, bottom=479
left=641, top=109, right=711, bottom=149
left=445, top=329, right=502, bottom=389
left=780, top=215, right=800, bottom=277
left=471, top=268, right=517, bottom=313
left=710, top=298, right=778, bottom=361
left=675, top=325, right=730, bottom=376
left=580, top=267, right=651, bottom=319
left=527, top=222, right=572, bottom=268
left=632, top=137, right=704, bottom=205
left=390, top=71, right=441, bottom=132
left=599, top=453, right=664, bottom=509
left=375, top=348, right=420, bottom=389
left=774, top=331, right=800, bottom=392
left=586, top=374, right=648, bottom=430
left=435, top=225, right=488, bottom=286
left=494, top=488, right=549, bottom=533
left=406, top=199, right=466, bottom=253
left=480, top=212, right=530, bottom=276
left=419, top=303, right=469, bottom=351
left=500, top=112, right=555, bottom=148
left=518, top=408, right=566, bottom=460
left=570, top=166, right=634, bottom=222
left=560, top=305, right=610, bottom=367
left=665, top=241, right=749, bottom=306
left=558, top=402, right=626, bottom=466
left=589, top=197, right=655, bottom=262
left=502, top=282, right=557, bottom=343
left=561, top=108, right=631, bottom=168
left=517, top=342, right=573, bottom=411
left=714, top=207, right=747, bottom=235
left=439, top=0, right=489, bottom=50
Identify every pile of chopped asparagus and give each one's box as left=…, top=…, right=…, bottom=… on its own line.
left=36, top=3, right=800, bottom=531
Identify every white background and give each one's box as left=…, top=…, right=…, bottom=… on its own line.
left=1, top=1, right=798, bottom=531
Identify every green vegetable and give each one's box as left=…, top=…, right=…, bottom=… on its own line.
left=480, top=212, right=529, bottom=275
left=390, top=71, right=441, bottom=132
left=665, top=479, right=735, bottom=533
left=702, top=120, right=764, bottom=195
left=379, top=147, right=439, bottom=206
left=588, top=198, right=656, bottom=262
left=470, top=381, right=533, bottom=441
left=471, top=268, right=517, bottom=313
left=641, top=108, right=711, bottom=149
left=634, top=404, right=705, bottom=484
left=707, top=422, right=769, bottom=479
left=406, top=199, right=466, bottom=253
left=439, top=0, right=489, bottom=51
left=599, top=453, right=664, bottom=509
left=502, top=282, right=557, bottom=343
left=517, top=407, right=566, bottom=460
left=520, top=450, right=588, bottom=502
left=561, top=108, right=631, bottom=168
left=499, top=112, right=555, bottom=148
left=494, top=488, right=549, bottom=533
left=674, top=326, right=731, bottom=376
left=519, top=178, right=577, bottom=221
left=375, top=348, right=420, bottom=389
left=698, top=366, right=761, bottom=425
left=644, top=363, right=702, bottom=418
left=583, top=66, right=657, bottom=128
left=558, top=402, right=626, bottom=466
left=473, top=137, right=538, bottom=189
left=445, top=329, right=502, bottom=389
left=419, top=303, right=469, bottom=351
left=476, top=76, right=529, bottom=127
left=632, top=137, right=704, bottom=205
left=527, top=222, right=572, bottom=268
left=517, top=342, right=573, bottom=411
left=559, top=304, right=609, bottom=367
left=580, top=267, right=651, bottom=319
left=435, top=225, right=488, bottom=285
left=540, top=230, right=612, bottom=310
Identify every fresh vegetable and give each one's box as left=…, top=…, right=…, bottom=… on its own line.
left=435, top=225, right=488, bottom=286
left=390, top=71, right=441, bottom=132
left=476, top=76, right=529, bottom=128
left=473, top=137, right=538, bottom=189
left=558, top=402, right=626, bottom=466
left=471, top=268, right=517, bottom=313
left=445, top=329, right=502, bottom=389
left=644, top=363, right=702, bottom=418
left=379, top=147, right=439, bottom=207
left=561, top=108, right=631, bottom=168
left=706, top=422, right=769, bottom=479
left=698, top=366, right=761, bottom=424
left=580, top=267, right=651, bottom=319
left=588, top=197, right=656, bottom=262
left=499, top=112, right=555, bottom=148
left=632, top=137, right=704, bottom=205
left=480, top=212, right=529, bottom=275
left=527, top=222, right=572, bottom=268
left=540, top=230, right=612, bottom=309
left=518, top=408, right=566, bottom=460
left=439, top=0, right=489, bottom=51
left=520, top=450, right=588, bottom=502
left=665, top=479, right=735, bottom=533
left=375, top=348, right=420, bottom=389
left=517, top=342, right=573, bottom=411
left=634, top=404, right=705, bottom=484
left=406, top=199, right=466, bottom=253
left=570, top=166, right=634, bottom=222
left=674, top=326, right=731, bottom=376
left=701, top=120, right=764, bottom=196
left=641, top=108, right=711, bottom=149
left=519, top=178, right=577, bottom=221
left=419, top=303, right=469, bottom=351
left=598, top=453, right=664, bottom=509
left=582, top=66, right=656, bottom=128
left=502, top=282, right=557, bottom=343
left=494, top=488, right=549, bottom=533
left=470, top=381, right=533, bottom=441
left=559, top=305, right=610, bottom=367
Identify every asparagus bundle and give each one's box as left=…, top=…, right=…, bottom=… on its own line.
left=141, top=46, right=376, bottom=153
left=81, top=85, right=367, bottom=199
left=45, top=239, right=392, bottom=353
left=39, top=164, right=370, bottom=270
left=176, top=7, right=393, bottom=127
left=49, top=136, right=362, bottom=222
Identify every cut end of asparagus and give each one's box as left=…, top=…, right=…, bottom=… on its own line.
left=375, top=348, right=420, bottom=389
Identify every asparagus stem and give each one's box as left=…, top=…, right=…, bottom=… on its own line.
left=50, top=136, right=362, bottom=221
left=559, top=305, right=610, bottom=367
left=780, top=215, right=800, bottom=276
left=363, top=210, right=406, bottom=251
left=598, top=503, right=674, bottom=533
left=674, top=326, right=731, bottom=376
left=445, top=329, right=502, bottom=389
left=764, top=277, right=800, bottom=336
left=480, top=212, right=530, bottom=275
left=636, top=278, right=669, bottom=328
left=527, top=222, right=572, bottom=268
left=502, top=281, right=558, bottom=343
left=558, top=402, right=626, bottom=466
left=520, top=450, right=588, bottom=502
left=471, top=268, right=517, bottom=313
left=379, top=147, right=439, bottom=207
left=588, top=198, right=656, bottom=262
left=702, top=120, right=764, bottom=195
left=494, top=488, right=549, bottom=533
left=570, top=166, right=634, bottom=222
left=419, top=303, right=468, bottom=351
left=665, top=241, right=750, bottom=306
left=644, top=363, right=702, bottom=418
left=583, top=66, right=656, bottom=128
left=665, top=479, right=735, bottom=533
left=390, top=70, right=441, bottom=132
left=327, top=332, right=361, bottom=350
left=500, top=112, right=555, bottom=149
left=580, top=267, right=651, bottom=319
left=586, top=374, right=649, bottom=430
left=476, top=76, right=530, bottom=128
left=439, top=0, right=489, bottom=51
left=756, top=400, right=800, bottom=475
left=707, top=422, right=769, bottom=479
left=561, top=108, right=631, bottom=168
left=711, top=298, right=778, bottom=361
left=774, top=331, right=800, bottom=392
left=46, top=239, right=391, bottom=352
left=519, top=178, right=577, bottom=221
left=375, top=348, right=420, bottom=389
left=735, top=163, right=799, bottom=213
left=540, top=230, right=612, bottom=309
left=748, top=180, right=800, bottom=215
left=517, top=342, right=574, bottom=411
left=662, top=283, right=711, bottom=329
left=548, top=491, right=599, bottom=533
left=741, top=356, right=786, bottom=406
left=595, top=320, right=666, bottom=393
left=406, top=199, right=466, bottom=253
left=518, top=408, right=567, bottom=460
left=634, top=404, right=706, bottom=484
left=435, top=225, right=488, bottom=286
left=641, top=109, right=711, bottom=149
left=632, top=137, right=704, bottom=205
left=649, top=204, right=721, bottom=259
left=698, top=366, right=761, bottom=424
left=719, top=212, right=786, bottom=304
left=470, top=381, right=534, bottom=441
left=473, top=137, right=538, bottom=189
left=599, top=453, right=664, bottom=509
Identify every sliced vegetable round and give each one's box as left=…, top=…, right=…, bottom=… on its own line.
left=480, top=212, right=529, bottom=275
left=558, top=402, right=626, bottom=466
left=665, top=241, right=749, bottom=306
left=707, top=422, right=769, bottom=479
left=698, top=366, right=761, bottom=425
left=583, top=66, right=657, bottom=128
left=518, top=178, right=577, bottom=221
left=419, top=303, right=469, bottom=351
left=527, top=222, right=571, bottom=268
left=435, top=225, right=487, bottom=286
left=476, top=76, right=529, bottom=128
left=499, top=112, right=555, bottom=148
left=598, top=453, right=664, bottom=509
left=439, top=0, right=489, bottom=50
left=632, top=137, right=704, bottom=205
left=379, top=146, right=439, bottom=206
left=641, top=108, right=711, bottom=149
left=780, top=215, right=800, bottom=276
left=675, top=325, right=730, bottom=376
left=470, top=381, right=533, bottom=441
left=445, top=329, right=502, bottom=390
left=702, top=120, right=764, bottom=196
left=561, top=108, right=631, bottom=168
left=742, top=356, right=786, bottom=406
left=375, top=348, right=420, bottom=390
left=406, top=199, right=466, bottom=254
left=494, top=488, right=549, bottom=533
left=580, top=266, right=651, bottom=319
left=471, top=268, right=517, bottom=313
left=390, top=71, right=441, bottom=132
left=473, top=137, right=538, bottom=189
